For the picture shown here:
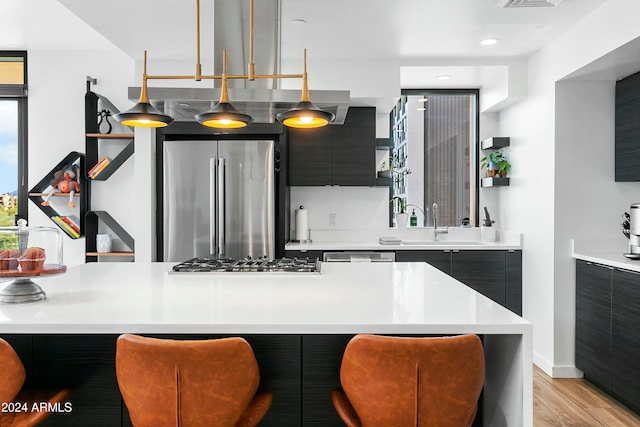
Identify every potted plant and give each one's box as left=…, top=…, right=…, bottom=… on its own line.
left=481, top=150, right=511, bottom=177
left=390, top=196, right=409, bottom=228
left=377, top=161, right=391, bottom=178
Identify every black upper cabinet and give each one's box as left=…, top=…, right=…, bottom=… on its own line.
left=288, top=125, right=333, bottom=186
left=332, top=107, right=376, bottom=186
left=615, top=71, right=640, bottom=181
left=288, top=107, right=376, bottom=186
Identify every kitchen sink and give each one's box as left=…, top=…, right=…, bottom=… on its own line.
left=400, top=241, right=487, bottom=246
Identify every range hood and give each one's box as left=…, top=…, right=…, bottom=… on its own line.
left=130, top=0, right=350, bottom=124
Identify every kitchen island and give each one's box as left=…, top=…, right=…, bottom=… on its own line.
left=0, top=262, right=532, bottom=426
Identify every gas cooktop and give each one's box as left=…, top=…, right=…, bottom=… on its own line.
left=171, top=256, right=321, bottom=274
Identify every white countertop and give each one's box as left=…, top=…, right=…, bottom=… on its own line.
left=572, top=238, right=640, bottom=273
left=0, top=262, right=529, bottom=335
left=285, top=227, right=522, bottom=251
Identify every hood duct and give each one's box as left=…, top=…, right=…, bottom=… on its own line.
left=132, top=0, right=350, bottom=124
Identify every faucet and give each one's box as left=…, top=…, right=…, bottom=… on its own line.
left=432, top=203, right=449, bottom=241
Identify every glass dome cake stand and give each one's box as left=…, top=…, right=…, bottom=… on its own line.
left=0, top=219, right=66, bottom=304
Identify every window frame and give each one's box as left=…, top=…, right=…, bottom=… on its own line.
left=400, top=88, right=480, bottom=227
left=0, top=51, right=28, bottom=225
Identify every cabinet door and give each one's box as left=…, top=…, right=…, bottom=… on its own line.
left=615, top=71, right=640, bottom=181
left=395, top=250, right=452, bottom=274
left=611, top=268, right=640, bottom=410
left=506, top=250, right=522, bottom=316
left=332, top=107, right=376, bottom=186
left=301, top=335, right=353, bottom=426
left=288, top=126, right=333, bottom=185
left=451, top=251, right=506, bottom=306
left=575, top=260, right=612, bottom=390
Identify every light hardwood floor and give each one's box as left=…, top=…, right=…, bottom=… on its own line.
left=534, top=365, right=640, bottom=426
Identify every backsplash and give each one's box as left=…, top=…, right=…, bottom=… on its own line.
left=290, top=186, right=390, bottom=233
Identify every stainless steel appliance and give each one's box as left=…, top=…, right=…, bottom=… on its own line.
left=171, top=256, right=320, bottom=273
left=323, top=252, right=395, bottom=262
left=629, top=203, right=640, bottom=256
left=162, top=140, right=274, bottom=262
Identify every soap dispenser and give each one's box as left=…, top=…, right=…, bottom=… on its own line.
left=410, top=209, right=418, bottom=227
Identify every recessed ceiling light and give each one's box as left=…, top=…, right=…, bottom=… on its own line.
left=417, top=107, right=426, bottom=111
left=481, top=38, right=499, bottom=46
left=435, top=75, right=452, bottom=81
left=290, top=19, right=306, bottom=25
left=418, top=98, right=429, bottom=102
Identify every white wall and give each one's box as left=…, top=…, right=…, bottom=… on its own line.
left=554, top=80, right=640, bottom=374
left=27, top=49, right=134, bottom=266
left=499, top=0, right=640, bottom=376
left=290, top=187, right=389, bottom=234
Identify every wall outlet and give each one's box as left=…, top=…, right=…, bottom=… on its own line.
left=329, top=213, right=337, bottom=227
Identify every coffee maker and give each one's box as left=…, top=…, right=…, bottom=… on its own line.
left=627, top=203, right=640, bottom=256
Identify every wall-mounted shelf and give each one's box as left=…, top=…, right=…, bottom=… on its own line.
left=85, top=87, right=135, bottom=262
left=481, top=137, right=510, bottom=150
left=85, top=211, right=134, bottom=262
left=85, top=135, right=134, bottom=181
left=28, top=151, right=87, bottom=239
left=481, top=177, right=510, bottom=187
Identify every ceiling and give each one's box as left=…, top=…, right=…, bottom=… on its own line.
left=1, top=0, right=610, bottom=106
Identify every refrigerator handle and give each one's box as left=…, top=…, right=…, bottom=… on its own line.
left=209, top=158, right=216, bottom=256
left=217, top=158, right=226, bottom=257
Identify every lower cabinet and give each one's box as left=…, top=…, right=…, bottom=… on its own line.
left=575, top=261, right=612, bottom=391
left=575, top=260, right=640, bottom=413
left=395, top=250, right=522, bottom=315
left=611, top=269, right=640, bottom=409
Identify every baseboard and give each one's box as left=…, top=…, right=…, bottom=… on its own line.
left=533, top=351, right=584, bottom=378
left=551, top=365, right=583, bottom=378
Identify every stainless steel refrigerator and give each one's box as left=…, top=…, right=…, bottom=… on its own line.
left=162, top=139, right=275, bottom=262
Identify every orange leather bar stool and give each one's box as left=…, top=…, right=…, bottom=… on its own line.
left=331, top=334, right=485, bottom=427
left=0, top=338, right=72, bottom=427
left=115, top=334, right=272, bottom=427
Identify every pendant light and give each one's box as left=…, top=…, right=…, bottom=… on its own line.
left=195, top=50, right=253, bottom=128
left=276, top=49, right=335, bottom=129
left=113, top=0, right=335, bottom=129
left=112, top=51, right=174, bottom=128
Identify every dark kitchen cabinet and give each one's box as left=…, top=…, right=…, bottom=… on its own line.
left=332, top=107, right=376, bottom=186
left=395, top=250, right=522, bottom=315
left=575, top=260, right=640, bottom=413
left=615, top=71, right=640, bottom=181
left=287, top=125, right=333, bottom=186
left=288, top=107, right=376, bottom=186
left=395, top=250, right=452, bottom=274
left=575, top=260, right=612, bottom=391
left=301, top=335, right=353, bottom=426
left=611, top=268, right=640, bottom=410
left=451, top=251, right=506, bottom=307
left=506, top=250, right=523, bottom=316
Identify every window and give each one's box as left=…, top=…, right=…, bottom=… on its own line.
left=392, top=89, right=479, bottom=227
left=0, top=51, right=28, bottom=226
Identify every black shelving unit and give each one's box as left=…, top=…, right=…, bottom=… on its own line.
left=84, top=86, right=135, bottom=262
left=480, top=137, right=510, bottom=150
left=28, top=151, right=87, bottom=238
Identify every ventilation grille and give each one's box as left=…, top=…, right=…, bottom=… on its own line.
left=498, top=0, right=562, bottom=7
